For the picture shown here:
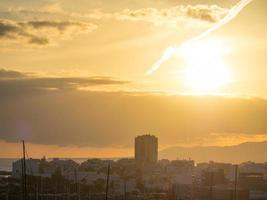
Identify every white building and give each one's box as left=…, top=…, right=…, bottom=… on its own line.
left=12, top=158, right=40, bottom=178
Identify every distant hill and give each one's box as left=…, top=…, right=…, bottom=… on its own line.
left=159, top=141, right=267, bottom=163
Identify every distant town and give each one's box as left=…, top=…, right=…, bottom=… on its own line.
left=1, top=135, right=267, bottom=200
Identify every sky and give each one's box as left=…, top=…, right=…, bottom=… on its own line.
left=0, top=0, right=267, bottom=158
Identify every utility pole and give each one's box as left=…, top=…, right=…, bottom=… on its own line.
left=21, top=140, right=27, bottom=200
left=209, top=171, right=213, bottom=200
left=68, top=183, right=71, bottom=200
left=105, top=163, right=111, bottom=200
left=124, top=178, right=127, bottom=200
left=40, top=177, right=43, bottom=200
left=5, top=180, right=9, bottom=200
left=74, top=168, right=80, bottom=200
left=36, top=183, right=39, bottom=200
left=21, top=151, right=24, bottom=200
left=122, top=166, right=127, bottom=200
left=234, top=165, right=238, bottom=200
left=191, top=174, right=196, bottom=200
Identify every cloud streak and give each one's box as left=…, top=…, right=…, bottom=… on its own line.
left=146, top=0, right=253, bottom=75
left=0, top=69, right=129, bottom=94
left=0, top=19, right=97, bottom=45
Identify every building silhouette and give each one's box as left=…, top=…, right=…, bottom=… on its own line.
left=135, top=134, right=158, bottom=164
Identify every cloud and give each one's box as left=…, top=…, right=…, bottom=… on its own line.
left=185, top=5, right=228, bottom=23
left=0, top=69, right=129, bottom=95
left=3, top=4, right=229, bottom=29
left=0, top=18, right=97, bottom=45
left=0, top=77, right=128, bottom=90
left=115, top=5, right=228, bottom=26
left=0, top=69, right=27, bottom=78
left=0, top=85, right=267, bottom=149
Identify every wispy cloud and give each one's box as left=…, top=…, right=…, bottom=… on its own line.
left=0, top=19, right=97, bottom=45
left=3, top=4, right=229, bottom=27
left=0, top=69, right=129, bottom=92
left=115, top=5, right=228, bottom=26
left=0, top=2, right=230, bottom=47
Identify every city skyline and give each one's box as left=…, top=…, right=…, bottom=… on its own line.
left=5, top=137, right=267, bottom=199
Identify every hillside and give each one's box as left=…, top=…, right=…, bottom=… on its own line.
left=159, top=141, right=267, bottom=163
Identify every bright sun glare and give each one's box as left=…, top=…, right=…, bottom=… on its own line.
left=181, top=39, right=232, bottom=93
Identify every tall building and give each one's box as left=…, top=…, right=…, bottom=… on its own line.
left=135, top=134, right=158, bottom=164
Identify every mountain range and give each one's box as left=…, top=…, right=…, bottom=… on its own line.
left=159, top=141, right=267, bottom=163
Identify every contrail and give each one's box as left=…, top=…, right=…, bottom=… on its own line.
left=146, top=0, right=253, bottom=75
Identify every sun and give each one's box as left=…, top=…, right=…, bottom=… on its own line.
left=180, top=39, right=232, bottom=93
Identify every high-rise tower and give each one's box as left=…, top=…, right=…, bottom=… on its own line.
left=135, top=134, right=158, bottom=164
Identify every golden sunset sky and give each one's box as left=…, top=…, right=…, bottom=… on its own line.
left=0, top=0, right=267, bottom=158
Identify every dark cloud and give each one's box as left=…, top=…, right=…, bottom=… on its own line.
left=19, top=20, right=92, bottom=31
left=0, top=19, right=97, bottom=45
left=0, top=69, right=26, bottom=78
left=0, top=69, right=129, bottom=97
left=0, top=77, right=128, bottom=90
left=0, top=87, right=267, bottom=148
